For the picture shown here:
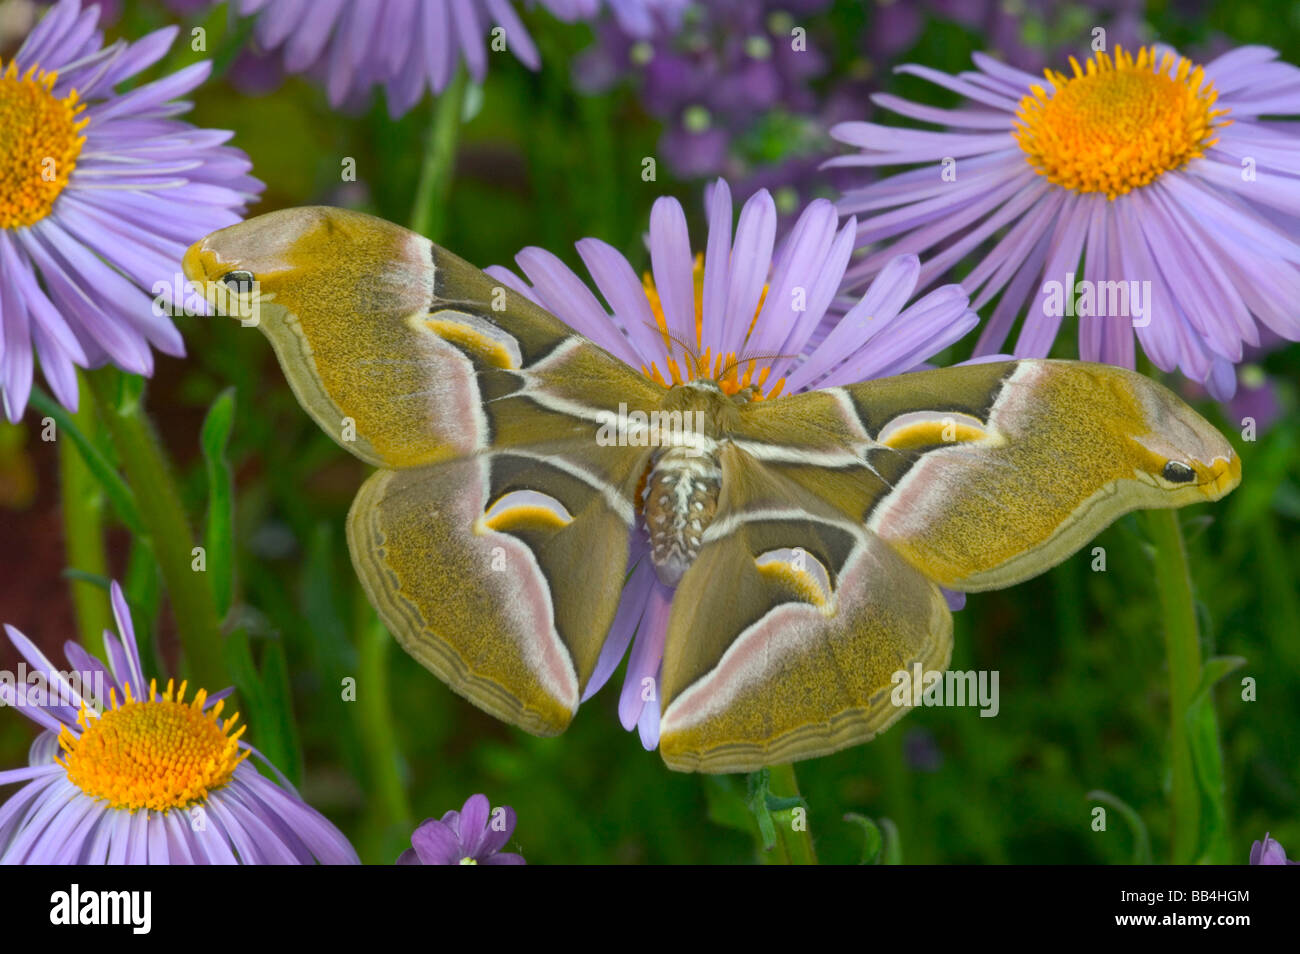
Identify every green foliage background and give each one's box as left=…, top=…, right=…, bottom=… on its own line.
left=1, top=0, right=1298, bottom=864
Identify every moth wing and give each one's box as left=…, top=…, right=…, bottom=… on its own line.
left=726, top=359, right=1240, bottom=592
left=348, top=450, right=642, bottom=735
left=658, top=358, right=1241, bottom=771
left=184, top=206, right=666, bottom=468
left=656, top=443, right=952, bottom=772
left=188, top=207, right=665, bottom=732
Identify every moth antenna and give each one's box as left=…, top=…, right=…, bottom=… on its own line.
left=719, top=352, right=800, bottom=378
left=642, top=321, right=701, bottom=364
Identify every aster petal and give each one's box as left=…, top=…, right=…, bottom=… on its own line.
left=89, top=61, right=211, bottom=123
left=893, top=63, right=1020, bottom=111
left=617, top=578, right=672, bottom=731
left=785, top=253, right=920, bottom=392
left=451, top=0, right=488, bottom=82
left=161, top=809, right=197, bottom=865
left=20, top=228, right=153, bottom=374
left=699, top=179, right=734, bottom=355
left=583, top=555, right=655, bottom=701
left=574, top=238, right=668, bottom=365
left=770, top=218, right=857, bottom=376
left=648, top=196, right=699, bottom=350
left=869, top=92, right=1012, bottom=129
left=2, top=625, right=89, bottom=717
left=973, top=228, right=1052, bottom=357
left=748, top=198, right=838, bottom=356
left=719, top=189, right=777, bottom=354
left=513, top=247, right=641, bottom=366
left=235, top=769, right=359, bottom=864
left=0, top=232, right=86, bottom=367
left=108, top=582, right=147, bottom=693
left=1016, top=194, right=1089, bottom=358
left=485, top=0, right=541, bottom=70
left=0, top=773, right=63, bottom=854
left=0, top=260, right=33, bottom=423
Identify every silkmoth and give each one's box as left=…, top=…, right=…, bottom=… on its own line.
left=184, top=207, right=1240, bottom=773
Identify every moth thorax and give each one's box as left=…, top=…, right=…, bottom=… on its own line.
left=643, top=446, right=722, bottom=587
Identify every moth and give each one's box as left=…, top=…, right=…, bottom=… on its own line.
left=184, top=207, right=1241, bottom=774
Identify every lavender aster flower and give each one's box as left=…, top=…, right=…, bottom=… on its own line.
left=235, top=0, right=615, bottom=117
left=486, top=179, right=977, bottom=748
left=0, top=0, right=261, bottom=421
left=398, top=793, right=525, bottom=865
left=1250, top=832, right=1296, bottom=865
left=830, top=45, right=1300, bottom=399
left=0, top=582, right=359, bottom=864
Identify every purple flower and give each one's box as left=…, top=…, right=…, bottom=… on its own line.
left=575, top=0, right=832, bottom=177
left=1250, top=833, right=1295, bottom=865
left=0, top=0, right=262, bottom=421
left=234, top=0, right=609, bottom=117
left=0, top=582, right=359, bottom=864
left=398, top=794, right=525, bottom=865
left=487, top=179, right=976, bottom=749
left=830, top=45, right=1300, bottom=400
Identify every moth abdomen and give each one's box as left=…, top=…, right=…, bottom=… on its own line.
left=643, top=447, right=722, bottom=586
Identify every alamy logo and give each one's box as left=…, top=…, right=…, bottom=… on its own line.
left=50, top=885, right=151, bottom=934
left=0, top=664, right=106, bottom=711
left=1040, top=271, right=1151, bottom=327
left=595, top=403, right=709, bottom=448
left=890, top=664, right=1000, bottom=717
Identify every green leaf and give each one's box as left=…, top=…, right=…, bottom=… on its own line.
left=1185, top=656, right=1246, bottom=864
left=703, top=776, right=760, bottom=838
left=222, top=628, right=301, bottom=786
left=200, top=389, right=237, bottom=619
left=1086, top=790, right=1153, bottom=864
left=29, top=388, right=144, bottom=536
left=744, top=769, right=779, bottom=851
left=844, top=813, right=885, bottom=865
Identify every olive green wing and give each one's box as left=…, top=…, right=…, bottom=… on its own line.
left=657, top=359, right=1240, bottom=771
left=186, top=207, right=664, bottom=735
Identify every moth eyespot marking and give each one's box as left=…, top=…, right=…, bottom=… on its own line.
left=220, top=270, right=255, bottom=294
left=1162, top=460, right=1196, bottom=484
left=755, top=548, right=833, bottom=608
left=480, top=490, right=573, bottom=533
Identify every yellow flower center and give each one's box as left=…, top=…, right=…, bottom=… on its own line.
left=1014, top=46, right=1229, bottom=200
left=0, top=60, right=88, bottom=229
left=58, top=679, right=248, bottom=813
left=641, top=254, right=784, bottom=400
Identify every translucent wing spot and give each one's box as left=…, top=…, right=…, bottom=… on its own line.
left=423, top=310, right=522, bottom=369
left=876, top=410, right=991, bottom=450
left=755, top=548, right=833, bottom=610
left=480, top=490, right=573, bottom=534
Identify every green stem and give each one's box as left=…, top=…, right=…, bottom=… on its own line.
left=356, top=610, right=413, bottom=832
left=58, top=372, right=113, bottom=656
left=1141, top=508, right=1208, bottom=863
left=409, top=68, right=468, bottom=241
left=768, top=762, right=818, bottom=865
left=87, top=369, right=226, bottom=692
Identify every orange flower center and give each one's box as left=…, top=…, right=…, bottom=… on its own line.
left=641, top=254, right=784, bottom=400
left=1014, top=46, right=1229, bottom=200
left=0, top=59, right=87, bottom=229
left=58, top=679, right=247, bottom=813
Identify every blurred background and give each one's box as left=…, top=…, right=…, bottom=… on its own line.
left=1, top=0, right=1297, bottom=864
